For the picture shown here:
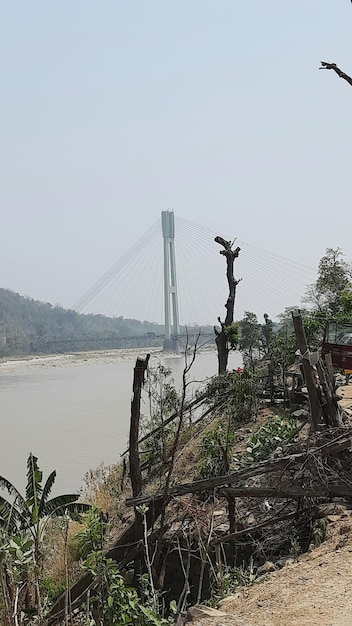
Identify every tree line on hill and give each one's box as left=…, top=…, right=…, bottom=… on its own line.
left=0, top=288, right=164, bottom=356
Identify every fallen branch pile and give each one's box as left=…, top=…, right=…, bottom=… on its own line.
left=127, top=427, right=352, bottom=504
left=126, top=425, right=352, bottom=533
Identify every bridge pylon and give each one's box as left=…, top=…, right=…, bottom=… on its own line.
left=161, top=210, right=180, bottom=353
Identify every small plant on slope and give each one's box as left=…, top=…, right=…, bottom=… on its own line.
left=240, top=416, right=299, bottom=466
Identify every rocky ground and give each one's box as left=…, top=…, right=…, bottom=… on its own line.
left=187, top=381, right=352, bottom=626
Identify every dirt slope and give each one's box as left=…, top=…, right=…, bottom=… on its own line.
left=187, top=382, right=352, bottom=626
left=188, top=506, right=352, bottom=626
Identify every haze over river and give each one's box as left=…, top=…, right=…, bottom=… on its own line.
left=0, top=348, right=241, bottom=494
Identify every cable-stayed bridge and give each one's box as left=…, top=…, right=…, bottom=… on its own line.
left=73, top=213, right=317, bottom=337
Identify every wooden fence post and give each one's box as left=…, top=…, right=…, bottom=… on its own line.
left=292, top=313, right=320, bottom=431
left=316, top=359, right=342, bottom=427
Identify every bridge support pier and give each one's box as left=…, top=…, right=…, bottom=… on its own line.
left=162, top=337, right=180, bottom=353
left=161, top=210, right=180, bottom=353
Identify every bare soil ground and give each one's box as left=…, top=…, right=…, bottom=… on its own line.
left=188, top=382, right=352, bottom=626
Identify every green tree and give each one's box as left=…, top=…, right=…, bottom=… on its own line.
left=224, top=321, right=240, bottom=350
left=306, top=247, right=352, bottom=317
left=238, top=312, right=261, bottom=368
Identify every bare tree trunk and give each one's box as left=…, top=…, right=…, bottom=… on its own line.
left=130, top=354, right=150, bottom=500
left=129, top=354, right=150, bottom=580
left=214, top=237, right=241, bottom=375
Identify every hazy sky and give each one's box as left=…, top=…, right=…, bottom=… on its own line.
left=1, top=1, right=352, bottom=317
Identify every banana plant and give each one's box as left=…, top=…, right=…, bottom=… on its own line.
left=0, top=453, right=91, bottom=621
left=0, top=453, right=90, bottom=550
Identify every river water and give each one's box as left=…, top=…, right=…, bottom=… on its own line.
left=0, top=348, right=241, bottom=495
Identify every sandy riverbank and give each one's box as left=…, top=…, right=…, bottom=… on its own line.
left=0, top=345, right=217, bottom=374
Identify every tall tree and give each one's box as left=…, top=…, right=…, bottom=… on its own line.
left=214, top=237, right=241, bottom=374
left=306, top=247, right=352, bottom=317
left=239, top=311, right=260, bottom=369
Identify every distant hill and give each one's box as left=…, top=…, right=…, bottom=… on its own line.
left=0, top=288, right=214, bottom=357
left=0, top=288, right=164, bottom=356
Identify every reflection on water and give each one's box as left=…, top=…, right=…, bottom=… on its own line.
left=0, top=350, right=241, bottom=493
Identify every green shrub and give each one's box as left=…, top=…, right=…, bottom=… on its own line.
left=240, top=416, right=299, bottom=465
left=77, top=508, right=172, bottom=625
left=84, top=551, right=170, bottom=625
left=41, top=576, right=67, bottom=604
left=194, top=419, right=235, bottom=500
left=204, top=370, right=257, bottom=425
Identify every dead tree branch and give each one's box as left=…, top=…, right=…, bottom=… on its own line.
left=320, top=62, right=352, bottom=87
